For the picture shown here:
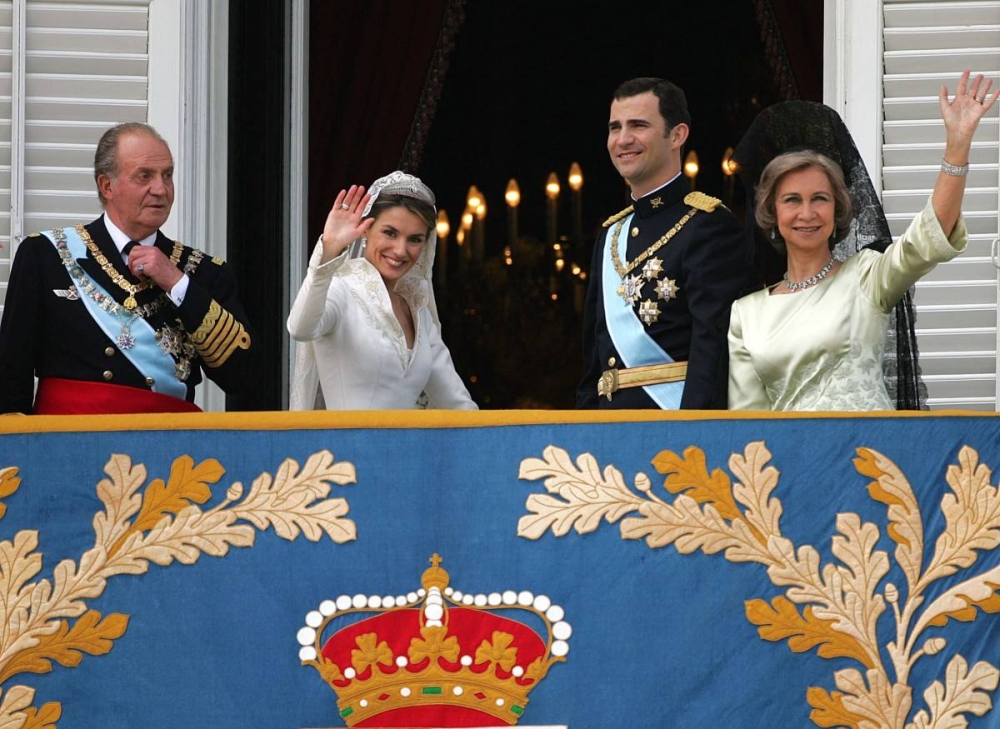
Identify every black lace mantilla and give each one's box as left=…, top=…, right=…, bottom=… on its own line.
left=733, top=100, right=927, bottom=411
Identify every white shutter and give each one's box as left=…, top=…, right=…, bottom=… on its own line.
left=882, top=0, right=1000, bottom=410
left=0, top=1, right=14, bottom=312
left=0, top=0, right=148, bottom=316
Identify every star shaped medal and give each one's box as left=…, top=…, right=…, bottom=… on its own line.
left=617, top=274, right=644, bottom=305
left=638, top=300, right=660, bottom=325
left=655, top=277, right=680, bottom=301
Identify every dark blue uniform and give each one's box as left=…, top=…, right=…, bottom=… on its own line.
left=577, top=176, right=749, bottom=409
left=0, top=216, right=259, bottom=413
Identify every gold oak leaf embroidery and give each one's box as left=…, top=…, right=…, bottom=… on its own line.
left=409, top=626, right=460, bottom=663
left=351, top=633, right=392, bottom=674
left=910, top=655, right=1000, bottom=727
left=745, top=597, right=874, bottom=668
left=21, top=701, right=61, bottom=729
left=0, top=449, right=356, bottom=720
left=475, top=631, right=518, bottom=671
left=0, top=610, right=129, bottom=683
left=0, top=467, right=21, bottom=520
left=927, top=579, right=1000, bottom=628
left=854, top=448, right=924, bottom=590
left=805, top=687, right=864, bottom=729
left=518, top=442, right=1000, bottom=729
left=110, top=456, right=224, bottom=556
left=652, top=447, right=743, bottom=522
left=516, top=447, right=646, bottom=539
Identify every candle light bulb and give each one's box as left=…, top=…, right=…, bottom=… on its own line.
left=462, top=211, right=474, bottom=229
left=568, top=162, right=583, bottom=191
left=721, top=147, right=738, bottom=176
left=476, top=202, right=486, bottom=220
left=505, top=179, right=521, bottom=208
left=545, top=172, right=560, bottom=199
left=684, top=150, right=700, bottom=179
left=466, top=185, right=482, bottom=210
left=436, top=210, right=450, bottom=239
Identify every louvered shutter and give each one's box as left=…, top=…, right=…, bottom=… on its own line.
left=882, top=0, right=1000, bottom=410
left=0, top=1, right=14, bottom=312
left=0, top=0, right=149, bottom=317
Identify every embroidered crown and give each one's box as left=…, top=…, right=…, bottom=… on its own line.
left=297, top=554, right=571, bottom=727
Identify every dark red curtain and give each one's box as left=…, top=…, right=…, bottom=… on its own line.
left=753, top=0, right=824, bottom=101
left=308, top=0, right=465, bottom=246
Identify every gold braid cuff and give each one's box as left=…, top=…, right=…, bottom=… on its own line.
left=191, top=300, right=251, bottom=368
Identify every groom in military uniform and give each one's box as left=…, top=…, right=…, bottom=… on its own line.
left=577, top=77, right=749, bottom=409
left=0, top=122, right=258, bottom=414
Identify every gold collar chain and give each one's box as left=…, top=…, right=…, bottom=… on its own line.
left=610, top=208, right=699, bottom=280
left=77, top=225, right=183, bottom=310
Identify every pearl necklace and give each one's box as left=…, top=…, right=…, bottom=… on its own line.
left=783, top=259, right=835, bottom=292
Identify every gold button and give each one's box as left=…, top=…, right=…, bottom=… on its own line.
left=102, top=370, right=113, bottom=381
left=145, top=377, right=155, bottom=387
left=608, top=357, right=616, bottom=367
left=631, top=227, right=639, bottom=237
left=104, top=347, right=115, bottom=357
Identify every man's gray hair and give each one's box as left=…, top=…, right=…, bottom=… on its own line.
left=93, top=122, right=170, bottom=205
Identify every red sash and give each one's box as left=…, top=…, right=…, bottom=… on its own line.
left=34, top=377, right=202, bottom=415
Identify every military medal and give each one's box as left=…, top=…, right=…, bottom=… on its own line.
left=53, top=286, right=79, bottom=300
left=117, top=323, right=136, bottom=350
left=641, top=258, right=663, bottom=280
left=610, top=210, right=698, bottom=309
left=617, top=274, right=644, bottom=305
left=638, top=301, right=661, bottom=325
left=156, top=323, right=196, bottom=382
left=655, top=277, right=679, bottom=301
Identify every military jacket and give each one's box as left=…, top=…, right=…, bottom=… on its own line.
left=0, top=216, right=259, bottom=413
left=577, top=175, right=749, bottom=409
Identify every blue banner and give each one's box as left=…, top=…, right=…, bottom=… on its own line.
left=0, top=410, right=998, bottom=728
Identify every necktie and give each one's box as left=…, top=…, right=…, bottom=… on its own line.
left=122, top=240, right=139, bottom=262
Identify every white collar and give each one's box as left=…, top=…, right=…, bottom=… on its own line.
left=631, top=172, right=682, bottom=201
left=103, top=214, right=157, bottom=255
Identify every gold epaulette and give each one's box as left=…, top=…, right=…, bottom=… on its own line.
left=684, top=192, right=721, bottom=212
left=602, top=205, right=634, bottom=228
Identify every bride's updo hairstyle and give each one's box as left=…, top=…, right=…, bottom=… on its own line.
left=366, top=194, right=436, bottom=236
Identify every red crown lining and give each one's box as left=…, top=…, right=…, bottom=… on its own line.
left=321, top=607, right=547, bottom=682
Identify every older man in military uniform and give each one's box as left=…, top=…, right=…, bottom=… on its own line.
left=577, top=77, right=749, bottom=409
left=0, top=122, right=258, bottom=414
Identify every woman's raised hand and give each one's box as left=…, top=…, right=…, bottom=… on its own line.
left=320, top=185, right=374, bottom=263
left=940, top=70, right=999, bottom=146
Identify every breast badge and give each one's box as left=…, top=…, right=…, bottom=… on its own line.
left=52, top=286, right=79, bottom=301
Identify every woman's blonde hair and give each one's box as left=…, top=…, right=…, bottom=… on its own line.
left=754, top=150, right=853, bottom=249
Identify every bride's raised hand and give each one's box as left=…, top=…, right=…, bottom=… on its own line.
left=320, top=185, right=374, bottom=262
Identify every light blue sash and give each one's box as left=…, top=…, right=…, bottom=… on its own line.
left=52, top=226, right=187, bottom=400
left=601, top=215, right=684, bottom=409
